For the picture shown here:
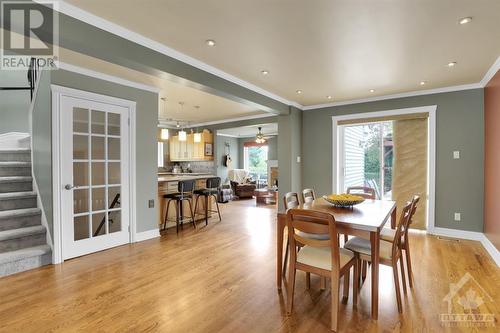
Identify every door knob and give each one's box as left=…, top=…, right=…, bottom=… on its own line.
left=64, top=184, right=75, bottom=190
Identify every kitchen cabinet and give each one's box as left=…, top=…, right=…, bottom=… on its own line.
left=169, top=129, right=213, bottom=162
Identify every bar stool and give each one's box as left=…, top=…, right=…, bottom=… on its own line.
left=162, top=179, right=196, bottom=233
left=193, top=177, right=222, bottom=225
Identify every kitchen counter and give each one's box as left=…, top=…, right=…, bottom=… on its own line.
left=158, top=174, right=216, bottom=182
left=158, top=172, right=212, bottom=176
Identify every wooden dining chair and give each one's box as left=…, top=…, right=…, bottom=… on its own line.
left=286, top=208, right=358, bottom=332
left=346, top=186, right=376, bottom=200
left=381, top=195, right=420, bottom=290
left=344, top=201, right=413, bottom=313
left=301, top=188, right=316, bottom=203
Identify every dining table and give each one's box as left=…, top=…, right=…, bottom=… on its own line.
left=276, top=198, right=397, bottom=320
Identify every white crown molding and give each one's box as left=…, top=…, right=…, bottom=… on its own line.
left=53, top=1, right=301, bottom=109
left=479, top=55, right=500, bottom=87
left=216, top=132, right=278, bottom=138
left=303, top=83, right=482, bottom=111
left=190, top=113, right=277, bottom=127
left=57, top=62, right=161, bottom=93
left=216, top=133, right=240, bottom=138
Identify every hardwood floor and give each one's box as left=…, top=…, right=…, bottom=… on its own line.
left=0, top=199, right=498, bottom=332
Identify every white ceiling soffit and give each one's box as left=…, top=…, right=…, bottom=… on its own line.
left=56, top=1, right=499, bottom=111
left=217, top=122, right=278, bottom=138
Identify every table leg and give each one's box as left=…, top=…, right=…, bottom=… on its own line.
left=370, top=231, right=380, bottom=319
left=277, top=214, right=285, bottom=290
left=391, top=206, right=397, bottom=229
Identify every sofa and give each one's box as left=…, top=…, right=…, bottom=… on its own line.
left=228, top=169, right=256, bottom=199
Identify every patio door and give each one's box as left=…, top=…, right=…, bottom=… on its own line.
left=59, top=94, right=130, bottom=260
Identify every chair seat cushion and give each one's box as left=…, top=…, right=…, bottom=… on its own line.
left=296, top=231, right=330, bottom=240
left=164, top=193, right=192, bottom=200
left=380, top=228, right=396, bottom=242
left=194, top=189, right=218, bottom=196
left=297, top=246, right=354, bottom=271
left=344, top=237, right=394, bottom=260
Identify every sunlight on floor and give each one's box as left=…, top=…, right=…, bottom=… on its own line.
left=243, top=205, right=274, bottom=254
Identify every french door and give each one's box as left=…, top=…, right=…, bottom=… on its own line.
left=60, top=95, right=130, bottom=259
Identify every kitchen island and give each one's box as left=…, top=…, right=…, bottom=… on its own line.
left=158, top=174, right=216, bottom=229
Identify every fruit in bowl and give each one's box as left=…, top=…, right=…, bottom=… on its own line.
left=322, top=194, right=365, bottom=207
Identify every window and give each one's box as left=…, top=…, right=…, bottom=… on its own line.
left=157, top=142, right=164, bottom=168
left=244, top=145, right=268, bottom=181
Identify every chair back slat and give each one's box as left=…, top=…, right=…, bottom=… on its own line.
left=286, top=209, right=341, bottom=272
left=178, top=179, right=195, bottom=193
left=346, top=186, right=376, bottom=199
left=301, top=189, right=316, bottom=203
left=284, top=192, right=300, bottom=209
left=392, top=201, right=413, bottom=258
left=206, top=177, right=221, bottom=189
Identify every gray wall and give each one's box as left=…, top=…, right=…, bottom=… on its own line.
left=50, top=69, right=159, bottom=233
left=302, top=89, right=484, bottom=232
left=0, top=70, right=31, bottom=134
left=32, top=70, right=53, bottom=237
left=215, top=135, right=239, bottom=183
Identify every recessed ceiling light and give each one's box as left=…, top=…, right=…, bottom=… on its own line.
left=206, top=39, right=216, bottom=46
left=447, top=61, right=457, bottom=67
left=459, top=17, right=472, bottom=25
left=369, top=89, right=375, bottom=93
left=420, top=81, right=427, bottom=86
left=296, top=90, right=302, bottom=94
left=327, top=95, right=333, bottom=100
left=261, top=70, right=269, bottom=75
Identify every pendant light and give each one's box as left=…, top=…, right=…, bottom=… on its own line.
left=160, top=97, right=169, bottom=140
left=178, top=102, right=187, bottom=141
left=193, top=105, right=202, bottom=143
left=255, top=126, right=266, bottom=144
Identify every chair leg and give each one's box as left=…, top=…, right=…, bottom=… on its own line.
left=186, top=198, right=196, bottom=229
left=399, top=251, right=407, bottom=294
left=392, top=260, right=403, bottom=313
left=361, top=260, right=367, bottom=282
left=213, top=194, right=222, bottom=221
left=193, top=195, right=200, bottom=219
left=175, top=200, right=180, bottom=234
left=320, top=277, right=326, bottom=290
left=405, top=245, right=414, bottom=288
left=205, top=195, right=209, bottom=226
left=286, top=259, right=297, bottom=315
left=342, top=270, right=350, bottom=304
left=163, top=199, right=171, bottom=230
left=305, top=272, right=311, bottom=290
left=330, top=274, right=340, bottom=332
left=282, top=238, right=289, bottom=279
left=343, top=233, right=348, bottom=245
left=353, top=259, right=359, bottom=306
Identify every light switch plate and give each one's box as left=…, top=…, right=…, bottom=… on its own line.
left=148, top=199, right=154, bottom=208
left=296, top=156, right=301, bottom=163
left=454, top=212, right=461, bottom=221
left=453, top=151, right=460, bottom=159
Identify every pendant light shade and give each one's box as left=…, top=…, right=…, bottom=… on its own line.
left=178, top=129, right=187, bottom=141
left=194, top=132, right=202, bottom=143
left=160, top=128, right=169, bottom=140
left=255, top=126, right=266, bottom=144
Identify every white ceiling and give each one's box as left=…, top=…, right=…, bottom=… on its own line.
left=58, top=48, right=268, bottom=124
left=217, top=123, right=278, bottom=138
left=65, top=0, right=500, bottom=106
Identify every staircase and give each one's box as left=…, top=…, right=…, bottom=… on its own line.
left=0, top=148, right=51, bottom=277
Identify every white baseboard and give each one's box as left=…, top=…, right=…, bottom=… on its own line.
left=480, top=235, right=500, bottom=267
left=428, top=227, right=500, bottom=267
left=134, top=229, right=160, bottom=242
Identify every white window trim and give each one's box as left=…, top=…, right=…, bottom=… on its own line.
left=51, top=84, right=137, bottom=264
left=332, top=105, right=437, bottom=231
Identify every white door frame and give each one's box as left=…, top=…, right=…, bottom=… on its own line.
left=332, top=105, right=437, bottom=231
left=51, top=85, right=137, bottom=264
